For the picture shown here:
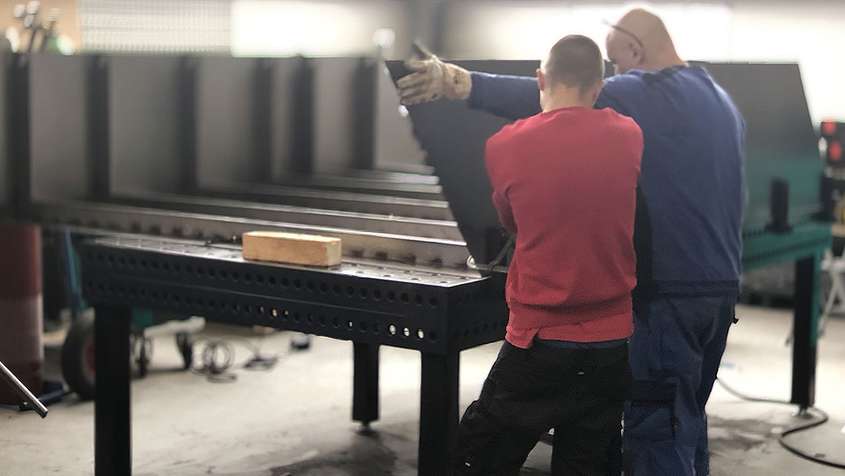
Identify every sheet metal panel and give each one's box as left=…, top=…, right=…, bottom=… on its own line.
left=109, top=56, right=185, bottom=194
left=29, top=54, right=90, bottom=201
left=386, top=60, right=538, bottom=263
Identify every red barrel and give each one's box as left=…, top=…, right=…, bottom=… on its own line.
left=0, top=223, right=43, bottom=404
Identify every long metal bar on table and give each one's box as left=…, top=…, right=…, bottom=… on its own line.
left=108, top=191, right=462, bottom=241
left=322, top=168, right=440, bottom=185
left=375, top=162, right=435, bottom=176
left=197, top=182, right=453, bottom=220
left=29, top=201, right=471, bottom=269
left=270, top=174, right=443, bottom=200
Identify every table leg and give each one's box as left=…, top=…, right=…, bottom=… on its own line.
left=352, top=342, right=380, bottom=427
left=95, top=304, right=132, bottom=476
left=418, top=351, right=459, bottom=476
left=791, top=253, right=821, bottom=410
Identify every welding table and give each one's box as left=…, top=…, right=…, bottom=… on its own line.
left=82, top=225, right=831, bottom=475
left=81, top=236, right=506, bottom=476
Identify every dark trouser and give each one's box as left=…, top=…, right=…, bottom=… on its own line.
left=451, top=340, right=630, bottom=476
left=623, top=295, right=736, bottom=476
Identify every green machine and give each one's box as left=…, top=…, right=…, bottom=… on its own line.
left=708, top=63, right=831, bottom=410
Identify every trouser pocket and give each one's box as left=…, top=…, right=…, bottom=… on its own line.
left=625, top=379, right=678, bottom=442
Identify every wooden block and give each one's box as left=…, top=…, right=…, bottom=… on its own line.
left=242, top=231, right=342, bottom=267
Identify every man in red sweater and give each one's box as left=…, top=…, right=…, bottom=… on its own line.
left=452, top=35, right=642, bottom=475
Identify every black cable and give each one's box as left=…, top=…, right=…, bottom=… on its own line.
left=192, top=339, right=237, bottom=383
left=715, top=377, right=845, bottom=470
left=715, top=377, right=791, bottom=405
left=778, top=408, right=843, bottom=470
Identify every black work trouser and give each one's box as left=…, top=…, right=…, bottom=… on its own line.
left=451, top=340, right=630, bottom=476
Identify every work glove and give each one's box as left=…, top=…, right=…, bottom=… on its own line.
left=397, top=54, right=472, bottom=105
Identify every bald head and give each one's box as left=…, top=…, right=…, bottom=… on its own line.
left=606, top=8, right=684, bottom=74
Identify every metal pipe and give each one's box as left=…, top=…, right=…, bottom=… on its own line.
left=270, top=174, right=443, bottom=199
left=198, top=182, right=453, bottom=220
left=324, top=168, right=440, bottom=185
left=0, top=360, right=47, bottom=418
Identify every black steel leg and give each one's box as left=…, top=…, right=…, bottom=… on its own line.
left=792, top=253, right=820, bottom=409
left=418, top=351, right=459, bottom=476
left=352, top=342, right=380, bottom=427
left=95, top=305, right=132, bottom=476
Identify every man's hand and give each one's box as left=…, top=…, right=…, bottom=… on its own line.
left=397, top=55, right=472, bottom=105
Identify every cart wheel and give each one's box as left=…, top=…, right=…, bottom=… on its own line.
left=132, top=335, right=153, bottom=378
left=61, top=312, right=96, bottom=400
left=176, top=332, right=193, bottom=370
left=290, top=333, right=311, bottom=351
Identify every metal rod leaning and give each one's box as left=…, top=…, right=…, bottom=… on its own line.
left=0, top=359, right=48, bottom=418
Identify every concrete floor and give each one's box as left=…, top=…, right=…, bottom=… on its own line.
left=1, top=304, right=844, bottom=475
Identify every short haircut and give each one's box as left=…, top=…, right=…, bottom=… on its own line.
left=544, top=35, right=604, bottom=91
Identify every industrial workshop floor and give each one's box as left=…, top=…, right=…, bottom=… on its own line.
left=2, top=305, right=844, bottom=476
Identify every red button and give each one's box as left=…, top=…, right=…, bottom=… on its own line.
left=822, top=121, right=837, bottom=137
left=830, top=141, right=843, bottom=162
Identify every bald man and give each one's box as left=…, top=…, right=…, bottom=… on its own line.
left=398, top=8, right=745, bottom=476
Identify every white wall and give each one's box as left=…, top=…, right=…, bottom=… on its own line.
left=440, top=0, right=845, bottom=123
left=728, top=1, right=845, bottom=124
left=80, top=0, right=230, bottom=53
left=230, top=0, right=410, bottom=58
left=75, top=1, right=845, bottom=122
left=441, top=2, right=732, bottom=62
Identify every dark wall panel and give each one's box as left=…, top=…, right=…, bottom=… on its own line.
left=270, top=57, right=309, bottom=179
left=0, top=54, right=8, bottom=207
left=195, top=57, right=263, bottom=187
left=30, top=54, right=89, bottom=201
left=374, top=63, right=426, bottom=171
left=109, top=56, right=185, bottom=195
left=311, top=57, right=368, bottom=174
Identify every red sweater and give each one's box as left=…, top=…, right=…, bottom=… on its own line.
left=485, top=106, right=643, bottom=347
